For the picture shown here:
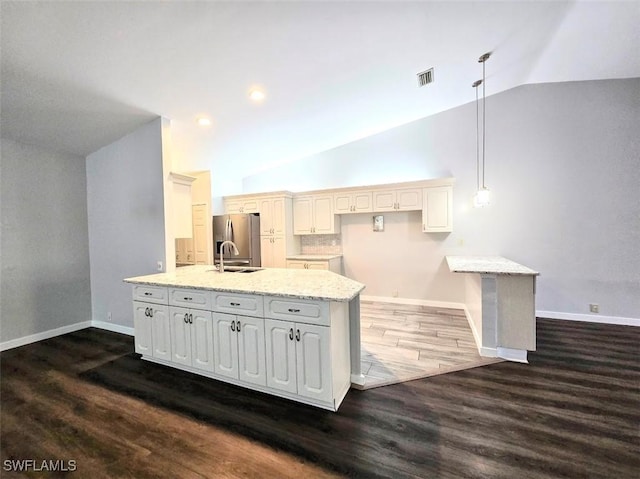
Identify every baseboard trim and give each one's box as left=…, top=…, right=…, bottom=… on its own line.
left=0, top=321, right=92, bottom=352
left=536, top=310, right=639, bottom=327
left=360, top=295, right=465, bottom=310
left=91, top=321, right=134, bottom=336
left=497, top=347, right=528, bottom=363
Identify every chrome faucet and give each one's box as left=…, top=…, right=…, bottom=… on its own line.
left=218, top=240, right=239, bottom=273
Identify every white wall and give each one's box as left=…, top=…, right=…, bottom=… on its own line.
left=86, top=118, right=165, bottom=328
left=0, top=139, right=92, bottom=345
left=242, top=79, right=640, bottom=320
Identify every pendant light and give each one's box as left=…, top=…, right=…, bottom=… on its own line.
left=473, top=52, right=491, bottom=208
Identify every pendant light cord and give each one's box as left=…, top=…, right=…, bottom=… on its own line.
left=482, top=59, right=486, bottom=189
left=475, top=84, right=480, bottom=191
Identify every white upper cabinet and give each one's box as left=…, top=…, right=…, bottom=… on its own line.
left=224, top=197, right=259, bottom=214
left=373, top=187, right=422, bottom=212
left=259, top=196, right=286, bottom=236
left=293, top=194, right=340, bottom=235
left=334, top=191, right=373, bottom=214
left=422, top=186, right=453, bottom=233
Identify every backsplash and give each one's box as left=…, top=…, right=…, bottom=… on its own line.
left=300, top=234, right=342, bottom=254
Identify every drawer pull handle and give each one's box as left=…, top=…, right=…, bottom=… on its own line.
left=189, top=313, right=193, bottom=324
left=183, top=313, right=189, bottom=324
left=289, top=328, right=294, bottom=340
left=230, top=302, right=240, bottom=306
left=231, top=321, right=236, bottom=332
left=288, top=308, right=300, bottom=313
left=237, top=321, right=241, bottom=332
left=145, top=307, right=150, bottom=317
left=144, top=292, right=152, bottom=296
left=183, top=297, right=192, bottom=301
left=149, top=309, right=153, bottom=318
left=295, top=329, right=300, bottom=342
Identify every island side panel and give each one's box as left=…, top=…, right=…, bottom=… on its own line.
left=481, top=275, right=498, bottom=351
left=497, top=275, right=536, bottom=351
left=348, top=295, right=365, bottom=386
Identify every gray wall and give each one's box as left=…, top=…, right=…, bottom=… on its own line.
left=86, top=118, right=165, bottom=328
left=1, top=139, right=91, bottom=343
left=243, top=79, right=640, bottom=319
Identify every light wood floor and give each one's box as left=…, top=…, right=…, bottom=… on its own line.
left=358, top=301, right=500, bottom=389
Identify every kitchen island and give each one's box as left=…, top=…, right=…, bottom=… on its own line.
left=446, top=256, right=539, bottom=363
left=124, top=265, right=365, bottom=411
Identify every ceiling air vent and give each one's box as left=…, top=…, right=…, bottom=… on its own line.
left=417, top=68, right=434, bottom=87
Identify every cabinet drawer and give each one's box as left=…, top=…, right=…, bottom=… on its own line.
left=169, top=288, right=212, bottom=310
left=132, top=285, right=168, bottom=305
left=212, top=292, right=264, bottom=317
left=264, top=296, right=330, bottom=326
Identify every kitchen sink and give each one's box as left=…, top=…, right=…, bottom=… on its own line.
left=206, top=267, right=263, bottom=274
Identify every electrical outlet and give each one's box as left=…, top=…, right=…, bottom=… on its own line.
left=157, top=261, right=163, bottom=272
left=107, top=312, right=112, bottom=322
left=589, top=303, right=599, bottom=314
left=392, top=290, right=399, bottom=298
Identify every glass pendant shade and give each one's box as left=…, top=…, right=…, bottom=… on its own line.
left=474, top=187, right=491, bottom=208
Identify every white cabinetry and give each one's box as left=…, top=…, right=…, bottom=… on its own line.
left=169, top=306, right=214, bottom=372
left=224, top=197, right=259, bottom=214
left=259, top=197, right=286, bottom=236
left=373, top=187, right=422, bottom=212
left=263, top=296, right=349, bottom=406
left=286, top=257, right=342, bottom=274
left=192, top=204, right=210, bottom=264
left=422, top=186, right=453, bottom=233
left=264, top=319, right=332, bottom=402
left=261, top=236, right=287, bottom=268
left=133, top=301, right=170, bottom=361
left=212, top=312, right=266, bottom=386
left=293, top=194, right=340, bottom=235
left=334, top=191, right=373, bottom=214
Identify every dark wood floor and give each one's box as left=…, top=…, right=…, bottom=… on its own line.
left=1, top=319, right=638, bottom=479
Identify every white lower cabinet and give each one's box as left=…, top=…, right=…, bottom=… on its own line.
left=265, top=319, right=332, bottom=402
left=132, top=286, right=350, bottom=411
left=169, top=306, right=214, bottom=372
left=134, top=301, right=170, bottom=361
left=213, top=312, right=266, bottom=386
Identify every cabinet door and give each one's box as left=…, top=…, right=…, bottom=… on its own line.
left=306, top=262, right=329, bottom=270
left=271, top=197, right=286, bottom=235
left=213, top=312, right=239, bottom=379
left=422, top=186, right=453, bottom=232
left=237, top=315, right=266, bottom=386
left=396, top=188, right=422, bottom=211
left=271, top=236, right=287, bottom=268
left=293, top=196, right=313, bottom=234
left=259, top=198, right=274, bottom=235
left=313, top=195, right=335, bottom=233
left=353, top=192, right=373, bottom=212
left=185, top=237, right=195, bottom=264
left=192, top=204, right=209, bottom=264
left=191, top=310, right=214, bottom=372
left=286, top=260, right=306, bottom=269
left=265, top=319, right=297, bottom=394
left=169, top=306, right=192, bottom=367
left=260, top=236, right=274, bottom=267
left=373, top=190, right=396, bottom=211
left=241, top=198, right=259, bottom=214
left=334, top=193, right=352, bottom=214
left=296, top=323, right=332, bottom=402
left=150, top=304, right=171, bottom=361
left=225, top=199, right=242, bottom=214
left=133, top=301, right=153, bottom=355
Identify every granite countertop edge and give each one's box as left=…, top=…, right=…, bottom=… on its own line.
left=445, top=255, right=540, bottom=276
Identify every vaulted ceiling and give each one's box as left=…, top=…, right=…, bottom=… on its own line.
left=2, top=1, right=638, bottom=183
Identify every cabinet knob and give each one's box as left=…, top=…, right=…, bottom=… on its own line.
left=237, top=320, right=241, bottom=332
left=231, top=320, right=236, bottom=332
left=295, top=329, right=300, bottom=341
left=189, top=313, right=193, bottom=324
left=149, top=309, right=153, bottom=318
left=145, top=307, right=150, bottom=317
left=289, top=328, right=294, bottom=340
left=183, top=313, right=189, bottom=324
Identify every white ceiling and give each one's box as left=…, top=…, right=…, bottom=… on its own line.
left=2, top=1, right=638, bottom=183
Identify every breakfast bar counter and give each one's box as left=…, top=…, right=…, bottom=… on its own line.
left=446, top=256, right=539, bottom=362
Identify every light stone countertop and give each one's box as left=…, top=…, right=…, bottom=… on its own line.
left=286, top=254, right=343, bottom=261
left=446, top=256, right=539, bottom=276
left=124, top=265, right=364, bottom=302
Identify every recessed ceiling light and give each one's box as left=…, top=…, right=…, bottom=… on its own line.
left=196, top=117, right=211, bottom=127
left=249, top=88, right=265, bottom=103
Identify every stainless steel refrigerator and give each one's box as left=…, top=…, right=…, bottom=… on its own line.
left=212, top=214, right=261, bottom=267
